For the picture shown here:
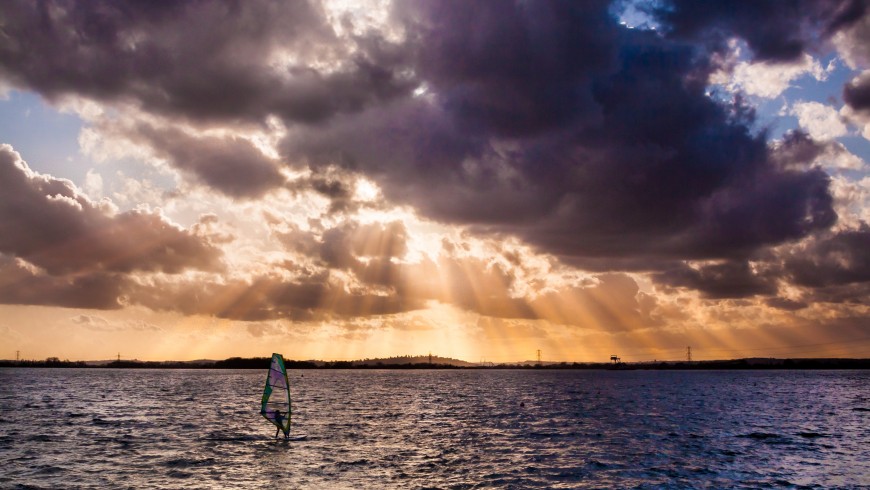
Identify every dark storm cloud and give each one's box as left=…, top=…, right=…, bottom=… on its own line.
left=797, top=282, right=870, bottom=305
left=127, top=123, right=285, bottom=198
left=843, top=71, right=870, bottom=112
left=783, top=224, right=870, bottom=288
left=0, top=0, right=414, bottom=125
left=0, top=255, right=127, bottom=309
left=653, top=261, right=778, bottom=299
left=398, top=0, right=617, bottom=138
left=287, top=1, right=838, bottom=265
left=651, top=0, right=867, bottom=61
left=306, top=168, right=360, bottom=214
left=2, top=0, right=866, bottom=305
left=0, top=145, right=222, bottom=275
left=770, top=131, right=826, bottom=169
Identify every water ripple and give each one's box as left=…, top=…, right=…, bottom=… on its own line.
left=1, top=368, right=868, bottom=488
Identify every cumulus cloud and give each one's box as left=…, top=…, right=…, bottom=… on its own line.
left=1, top=1, right=853, bottom=269
left=0, top=1, right=415, bottom=126
left=771, top=130, right=864, bottom=171
left=0, top=145, right=222, bottom=275
left=132, top=271, right=420, bottom=322
left=286, top=5, right=838, bottom=263
left=653, top=260, right=778, bottom=299
left=0, top=255, right=127, bottom=309
left=127, top=123, right=287, bottom=198
left=0, top=0, right=868, bottom=324
left=791, top=101, right=849, bottom=141
left=712, top=52, right=832, bottom=99
left=783, top=224, right=870, bottom=289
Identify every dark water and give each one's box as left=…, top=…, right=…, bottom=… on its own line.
left=0, top=369, right=868, bottom=488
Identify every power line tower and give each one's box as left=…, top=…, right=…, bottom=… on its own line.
left=686, top=346, right=692, bottom=362
left=16, top=350, right=20, bottom=361
left=536, top=349, right=542, bottom=365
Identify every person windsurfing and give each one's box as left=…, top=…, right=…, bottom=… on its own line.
left=273, top=409, right=288, bottom=439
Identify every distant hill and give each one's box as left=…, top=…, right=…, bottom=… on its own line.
left=346, top=355, right=476, bottom=367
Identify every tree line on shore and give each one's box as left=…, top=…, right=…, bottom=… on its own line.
left=1, top=356, right=868, bottom=369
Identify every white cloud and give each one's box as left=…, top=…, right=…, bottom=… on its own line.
left=791, top=101, right=848, bottom=141
left=830, top=175, right=870, bottom=228
left=83, top=169, right=104, bottom=199
left=711, top=48, right=832, bottom=99
left=819, top=142, right=865, bottom=171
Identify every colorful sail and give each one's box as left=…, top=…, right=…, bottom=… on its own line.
left=261, top=353, right=291, bottom=436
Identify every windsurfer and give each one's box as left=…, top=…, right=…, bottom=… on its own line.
left=273, top=409, right=288, bottom=439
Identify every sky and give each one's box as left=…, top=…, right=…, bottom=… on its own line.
left=1, top=0, right=869, bottom=363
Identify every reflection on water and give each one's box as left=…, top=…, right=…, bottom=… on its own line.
left=0, top=369, right=868, bottom=488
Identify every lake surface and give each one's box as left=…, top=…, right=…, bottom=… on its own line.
left=0, top=368, right=868, bottom=488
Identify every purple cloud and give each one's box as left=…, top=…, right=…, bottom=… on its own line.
left=0, top=145, right=222, bottom=275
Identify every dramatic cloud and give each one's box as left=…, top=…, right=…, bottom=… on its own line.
left=0, top=1, right=414, bottom=125
left=783, top=224, right=870, bottom=289
left=286, top=2, right=837, bottom=265
left=770, top=130, right=865, bottom=171
left=127, top=123, right=286, bottom=198
left=0, top=2, right=851, bottom=267
left=398, top=1, right=617, bottom=138
left=844, top=70, right=870, bottom=111
left=792, top=101, right=849, bottom=141
left=651, top=0, right=866, bottom=62
left=711, top=51, right=832, bottom=99
left=833, top=4, right=870, bottom=68
left=0, top=255, right=127, bottom=309
left=0, top=145, right=222, bottom=275
left=653, top=260, right=777, bottom=299
left=130, top=272, right=416, bottom=322
left=843, top=70, right=870, bottom=140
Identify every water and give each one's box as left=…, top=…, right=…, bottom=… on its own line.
left=1, top=369, right=868, bottom=488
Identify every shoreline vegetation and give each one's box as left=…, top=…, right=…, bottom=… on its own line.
left=1, top=355, right=868, bottom=370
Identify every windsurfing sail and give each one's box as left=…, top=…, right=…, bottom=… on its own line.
left=261, top=353, right=291, bottom=436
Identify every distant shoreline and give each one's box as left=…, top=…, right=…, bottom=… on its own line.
left=1, top=357, right=868, bottom=370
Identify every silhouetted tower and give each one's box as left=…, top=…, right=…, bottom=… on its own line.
left=16, top=350, right=20, bottom=361
left=686, top=346, right=692, bottom=362
left=429, top=352, right=432, bottom=364
left=536, top=349, right=542, bottom=364
left=117, top=352, right=121, bottom=362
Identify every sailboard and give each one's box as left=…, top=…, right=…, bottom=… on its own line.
left=261, top=353, right=292, bottom=438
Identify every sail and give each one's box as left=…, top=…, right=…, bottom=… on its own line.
left=261, top=353, right=291, bottom=435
